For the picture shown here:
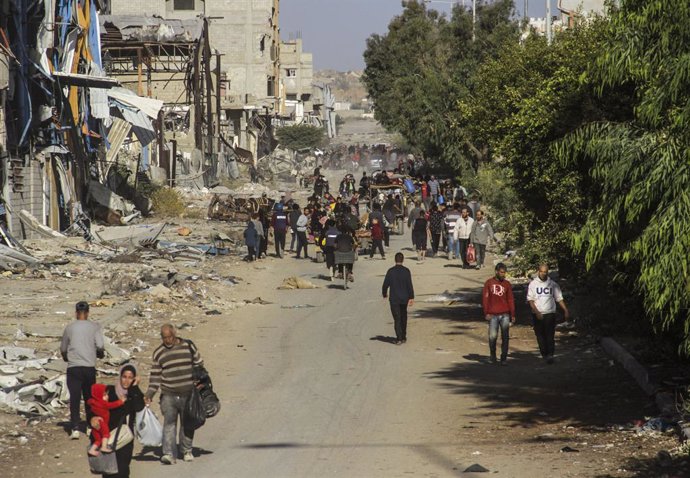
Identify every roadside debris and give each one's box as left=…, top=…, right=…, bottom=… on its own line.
left=635, top=416, right=676, bottom=434
left=245, top=297, right=272, bottom=305
left=424, top=291, right=468, bottom=304
left=277, top=277, right=319, bottom=290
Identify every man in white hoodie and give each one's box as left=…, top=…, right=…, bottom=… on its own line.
left=527, top=264, right=570, bottom=364
left=452, top=208, right=474, bottom=268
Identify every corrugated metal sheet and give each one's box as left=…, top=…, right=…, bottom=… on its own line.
left=106, top=117, right=131, bottom=163
left=0, top=53, right=9, bottom=90
left=117, top=105, right=156, bottom=146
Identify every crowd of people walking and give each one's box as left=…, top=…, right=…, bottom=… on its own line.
left=57, top=162, right=571, bottom=476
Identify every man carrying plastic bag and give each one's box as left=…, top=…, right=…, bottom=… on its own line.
left=135, top=406, right=163, bottom=447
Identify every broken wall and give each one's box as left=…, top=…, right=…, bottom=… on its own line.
left=7, top=162, right=44, bottom=238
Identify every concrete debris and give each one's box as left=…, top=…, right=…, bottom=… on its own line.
left=0, top=374, right=68, bottom=416
left=102, top=336, right=131, bottom=366
left=87, top=180, right=137, bottom=224
left=103, top=271, right=149, bottom=295
left=0, top=347, right=36, bottom=361
left=0, top=244, right=40, bottom=270
left=18, top=210, right=66, bottom=239
left=147, top=284, right=171, bottom=298
left=277, top=277, right=319, bottom=290
left=92, top=223, right=166, bottom=247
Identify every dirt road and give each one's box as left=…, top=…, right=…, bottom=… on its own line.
left=4, top=228, right=673, bottom=477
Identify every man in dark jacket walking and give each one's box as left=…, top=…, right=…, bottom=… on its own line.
left=271, top=203, right=289, bottom=258
left=382, top=253, right=415, bottom=344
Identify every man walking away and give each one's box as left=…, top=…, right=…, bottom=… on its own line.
left=527, top=264, right=570, bottom=364
left=320, top=220, right=340, bottom=279
left=250, top=213, right=264, bottom=260
left=470, top=210, right=498, bottom=269
left=444, top=204, right=461, bottom=260
left=271, top=204, right=289, bottom=258
left=453, top=207, right=475, bottom=268
left=243, top=221, right=259, bottom=261
left=145, top=324, right=204, bottom=464
left=335, top=226, right=356, bottom=281
left=382, top=253, right=415, bottom=345
left=482, top=263, right=516, bottom=364
left=60, top=301, right=104, bottom=439
left=295, top=207, right=310, bottom=259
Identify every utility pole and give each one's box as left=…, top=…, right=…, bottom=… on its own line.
left=524, top=0, right=528, bottom=21
left=472, top=0, right=476, bottom=42
left=545, top=0, right=552, bottom=44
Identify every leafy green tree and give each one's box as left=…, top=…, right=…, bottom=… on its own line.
left=465, top=20, right=633, bottom=272
left=556, top=0, right=690, bottom=350
left=362, top=0, right=518, bottom=174
left=275, top=124, right=326, bottom=151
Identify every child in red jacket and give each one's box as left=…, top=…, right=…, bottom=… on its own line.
left=370, top=218, right=386, bottom=259
left=87, top=383, right=124, bottom=456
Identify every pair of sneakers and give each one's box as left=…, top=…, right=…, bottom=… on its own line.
left=161, top=452, right=194, bottom=464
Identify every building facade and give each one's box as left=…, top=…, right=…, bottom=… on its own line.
left=280, top=38, right=313, bottom=121
left=109, top=0, right=281, bottom=113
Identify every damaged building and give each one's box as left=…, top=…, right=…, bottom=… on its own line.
left=105, top=0, right=284, bottom=167
left=0, top=0, right=172, bottom=240
left=279, top=37, right=336, bottom=139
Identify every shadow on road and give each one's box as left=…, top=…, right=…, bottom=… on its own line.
left=594, top=454, right=690, bottom=478
left=369, top=335, right=398, bottom=345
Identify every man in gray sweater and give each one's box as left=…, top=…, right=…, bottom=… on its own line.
left=470, top=210, right=498, bottom=269
left=60, top=301, right=104, bottom=439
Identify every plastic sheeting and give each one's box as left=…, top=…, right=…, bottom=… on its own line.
left=108, top=87, right=163, bottom=119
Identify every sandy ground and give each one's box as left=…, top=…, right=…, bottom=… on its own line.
left=0, top=224, right=681, bottom=477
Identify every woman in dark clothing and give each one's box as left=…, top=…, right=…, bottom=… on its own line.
left=102, top=365, right=145, bottom=478
left=412, top=210, right=429, bottom=262
left=258, top=208, right=270, bottom=259
left=428, top=204, right=445, bottom=256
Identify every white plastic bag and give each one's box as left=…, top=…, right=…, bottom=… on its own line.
left=135, top=406, right=163, bottom=447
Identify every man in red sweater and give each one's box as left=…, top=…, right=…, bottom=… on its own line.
left=482, top=263, right=516, bottom=364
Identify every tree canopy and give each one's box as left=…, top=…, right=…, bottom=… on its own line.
left=362, top=0, right=518, bottom=174
left=363, top=0, right=690, bottom=353
left=556, top=0, right=690, bottom=350
left=275, top=124, right=326, bottom=151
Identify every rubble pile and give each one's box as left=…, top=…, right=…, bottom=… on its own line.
left=0, top=212, right=269, bottom=435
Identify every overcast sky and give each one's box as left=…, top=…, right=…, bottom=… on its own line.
left=281, top=0, right=560, bottom=71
